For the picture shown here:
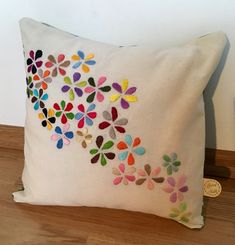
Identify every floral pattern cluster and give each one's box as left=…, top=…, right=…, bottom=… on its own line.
left=24, top=48, right=191, bottom=225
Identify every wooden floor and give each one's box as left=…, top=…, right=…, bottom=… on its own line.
left=0, top=147, right=235, bottom=245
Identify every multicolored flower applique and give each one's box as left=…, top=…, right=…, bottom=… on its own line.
left=53, top=100, right=74, bottom=124
left=33, top=69, right=52, bottom=90
left=26, top=76, right=34, bottom=98
left=90, top=136, right=115, bottom=165
left=45, top=54, right=70, bottom=77
left=51, top=123, right=74, bottom=149
left=112, top=163, right=136, bottom=185
left=84, top=76, right=111, bottom=103
left=26, top=50, right=43, bottom=74
left=75, top=103, right=97, bottom=128
left=135, top=164, right=165, bottom=190
left=169, top=202, right=192, bottom=223
left=76, top=127, right=92, bottom=148
left=71, top=50, right=96, bottom=73
left=99, top=107, right=128, bottom=139
left=117, top=135, right=145, bottom=165
left=31, top=89, right=48, bottom=110
left=162, top=175, right=189, bottom=203
left=38, top=108, right=56, bottom=130
left=62, top=72, right=87, bottom=100
left=162, top=153, right=181, bottom=175
left=110, top=79, right=137, bottom=109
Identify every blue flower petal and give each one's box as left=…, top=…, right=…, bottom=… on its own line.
left=33, top=89, right=38, bottom=97
left=125, top=135, right=132, bottom=147
left=85, top=60, right=96, bottom=65
left=85, top=116, right=93, bottom=126
left=41, top=93, right=48, bottom=101
left=87, top=103, right=96, bottom=112
left=75, top=112, right=84, bottom=120
left=55, top=126, right=62, bottom=134
left=134, top=147, right=145, bottom=155
left=34, top=101, right=39, bottom=110
left=77, top=50, right=85, bottom=59
left=119, top=151, right=128, bottom=161
left=72, top=61, right=82, bottom=69
left=57, top=138, right=63, bottom=149
left=64, top=131, right=74, bottom=139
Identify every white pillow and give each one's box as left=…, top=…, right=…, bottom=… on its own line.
left=13, top=17, right=226, bottom=229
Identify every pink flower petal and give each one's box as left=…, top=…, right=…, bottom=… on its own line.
left=170, top=192, right=177, bottom=203
left=113, top=176, right=123, bottom=185
left=63, top=123, right=70, bottom=132
left=63, top=137, right=70, bottom=145
left=167, top=177, right=176, bottom=187
left=177, top=174, right=187, bottom=188
left=151, top=167, right=161, bottom=176
left=96, top=91, right=104, bottom=102
left=97, top=76, right=107, bottom=87
left=162, top=186, right=174, bottom=193
left=137, top=169, right=147, bottom=177
left=125, top=175, right=136, bottom=182
left=147, top=179, right=154, bottom=190
left=85, top=87, right=95, bottom=93
left=51, top=134, right=60, bottom=141
left=58, top=54, right=65, bottom=63
left=119, top=163, right=125, bottom=173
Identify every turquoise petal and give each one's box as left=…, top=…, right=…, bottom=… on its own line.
left=125, top=135, right=132, bottom=146
left=41, top=93, right=48, bottom=101
left=87, top=103, right=95, bottom=112
left=33, top=89, right=38, bottom=97
left=119, top=151, right=128, bottom=161
left=133, top=147, right=145, bottom=155
left=34, top=101, right=39, bottom=110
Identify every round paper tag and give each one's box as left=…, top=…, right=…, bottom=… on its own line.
left=203, top=178, right=222, bottom=197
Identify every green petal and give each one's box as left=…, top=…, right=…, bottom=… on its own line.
left=180, top=216, right=189, bottom=223
left=101, top=154, right=107, bottom=166
left=162, top=162, right=169, bottom=167
left=61, top=100, right=66, bottom=110
left=86, top=92, right=96, bottom=103
left=55, top=111, right=62, bottom=117
left=167, top=165, right=172, bottom=175
left=173, top=161, right=181, bottom=166
left=76, top=81, right=87, bottom=87
left=64, top=76, right=72, bottom=85
left=69, top=89, right=75, bottom=100
left=99, top=86, right=111, bottom=92
left=102, top=141, right=114, bottom=150
left=163, top=154, right=171, bottom=162
left=90, top=149, right=98, bottom=155
left=169, top=213, right=178, bottom=219
left=66, top=113, right=74, bottom=120
left=179, top=202, right=187, bottom=212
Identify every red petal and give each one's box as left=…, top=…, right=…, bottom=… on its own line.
left=59, top=67, right=66, bottom=76
left=111, top=107, right=118, bottom=121
left=58, top=54, right=65, bottom=63
left=128, top=153, right=135, bottom=165
left=117, top=141, right=128, bottom=150
left=65, top=102, right=73, bottom=111
left=61, top=114, right=67, bottom=124
left=77, top=104, right=85, bottom=112
left=77, top=117, right=84, bottom=128
left=45, top=61, right=53, bottom=68
left=87, top=112, right=97, bottom=119
left=133, top=137, right=141, bottom=147
left=115, top=126, right=125, bottom=133
left=53, top=103, right=61, bottom=110
left=99, top=121, right=111, bottom=129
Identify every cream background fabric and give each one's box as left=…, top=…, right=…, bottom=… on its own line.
left=13, top=18, right=226, bottom=228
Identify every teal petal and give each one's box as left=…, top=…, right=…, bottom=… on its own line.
left=125, top=135, right=132, bottom=146
left=118, top=151, right=128, bottom=161
left=133, top=147, right=145, bottom=155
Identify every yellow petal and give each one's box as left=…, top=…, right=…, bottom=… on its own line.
left=82, top=64, right=90, bottom=73
left=71, top=55, right=80, bottom=61
left=85, top=53, right=95, bottom=61
left=123, top=95, right=137, bottom=102
left=110, top=94, right=121, bottom=102
left=47, top=122, right=52, bottom=130
left=48, top=109, right=55, bottom=117
left=121, top=79, right=129, bottom=92
left=38, top=113, right=44, bottom=120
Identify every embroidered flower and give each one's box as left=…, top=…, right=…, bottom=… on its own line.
left=162, top=153, right=181, bottom=175
left=26, top=76, right=34, bottom=98
left=84, top=76, right=111, bottom=103
left=169, top=202, right=192, bottom=223
left=90, top=136, right=115, bottom=166
left=33, top=69, right=52, bottom=90
left=71, top=50, right=96, bottom=73
left=26, top=50, right=43, bottom=74
left=31, top=89, right=48, bottom=110
left=75, top=103, right=97, bottom=128
left=38, top=108, right=56, bottom=130
left=117, top=135, right=145, bottom=165
left=135, top=164, right=165, bottom=190
left=98, top=107, right=128, bottom=139
left=110, top=79, right=137, bottom=109
left=62, top=72, right=87, bottom=100
left=53, top=100, right=74, bottom=124
left=45, top=54, right=70, bottom=77
left=76, top=127, right=92, bottom=148
left=112, top=163, right=136, bottom=185
left=51, top=123, right=74, bottom=149
left=162, top=175, right=189, bottom=203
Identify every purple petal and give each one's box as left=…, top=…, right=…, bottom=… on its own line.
left=170, top=192, right=177, bottom=203
left=112, top=83, right=122, bottom=93
left=179, top=186, right=188, bottom=193
left=167, top=177, right=176, bottom=187
left=121, top=98, right=129, bottom=109
left=36, top=61, right=43, bottom=68
left=73, top=72, right=81, bottom=82
left=61, top=85, right=70, bottom=92
left=125, top=87, right=136, bottom=95
left=74, top=87, right=83, bottom=97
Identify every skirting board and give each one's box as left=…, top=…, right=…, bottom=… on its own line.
left=0, top=124, right=234, bottom=179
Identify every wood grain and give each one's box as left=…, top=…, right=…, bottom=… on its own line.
left=0, top=147, right=234, bottom=244
left=0, top=124, right=234, bottom=178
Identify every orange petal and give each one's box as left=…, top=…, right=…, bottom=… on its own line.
left=43, top=70, right=50, bottom=77
left=117, top=141, right=128, bottom=150
left=33, top=74, right=40, bottom=81
left=82, top=64, right=90, bottom=73
left=42, top=82, right=48, bottom=90
left=133, top=137, right=141, bottom=147
left=128, top=153, right=135, bottom=165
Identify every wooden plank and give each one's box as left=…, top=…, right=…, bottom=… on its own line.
left=0, top=124, right=234, bottom=178
left=0, top=147, right=234, bottom=244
